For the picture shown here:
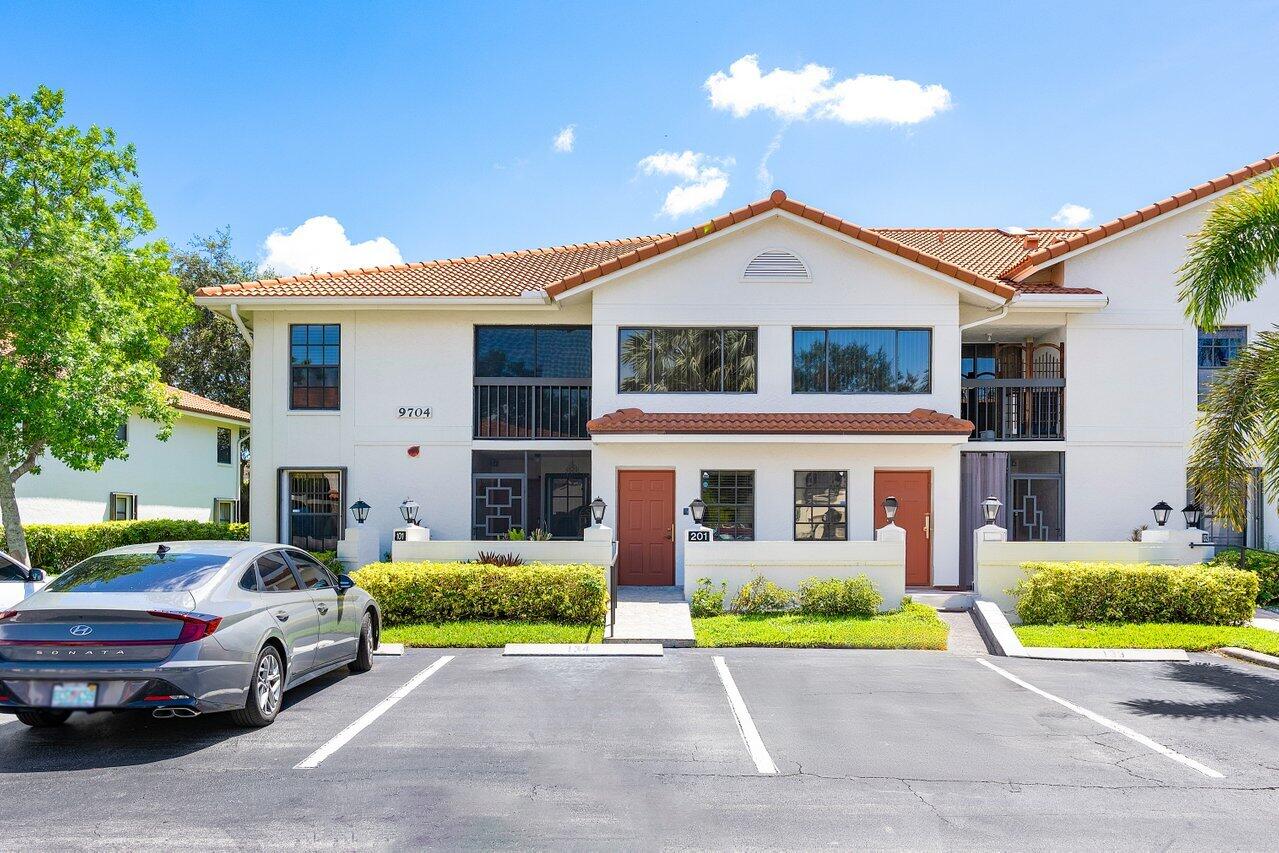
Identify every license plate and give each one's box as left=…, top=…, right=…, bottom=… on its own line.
left=51, top=682, right=97, bottom=709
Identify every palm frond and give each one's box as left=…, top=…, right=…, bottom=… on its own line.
left=1188, top=330, right=1279, bottom=527
left=1179, top=173, right=1279, bottom=329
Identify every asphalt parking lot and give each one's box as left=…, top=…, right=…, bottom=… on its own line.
left=2, top=648, right=1278, bottom=851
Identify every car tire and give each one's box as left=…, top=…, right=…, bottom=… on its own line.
left=16, top=710, right=71, bottom=728
left=349, top=612, right=374, bottom=674
left=230, top=645, right=285, bottom=728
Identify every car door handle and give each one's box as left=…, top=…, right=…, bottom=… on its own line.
left=273, top=609, right=290, bottom=622
left=316, top=603, right=329, bottom=615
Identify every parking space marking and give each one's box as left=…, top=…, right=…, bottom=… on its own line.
left=713, top=656, right=778, bottom=775
left=294, top=655, right=454, bottom=770
left=976, top=658, right=1224, bottom=779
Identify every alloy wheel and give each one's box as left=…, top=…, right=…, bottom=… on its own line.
left=256, top=652, right=282, bottom=717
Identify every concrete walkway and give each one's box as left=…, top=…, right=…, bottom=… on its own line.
left=938, top=610, right=991, bottom=656
left=606, top=586, right=695, bottom=647
left=1252, top=607, right=1279, bottom=634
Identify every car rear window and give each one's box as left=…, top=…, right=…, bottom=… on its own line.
left=45, top=553, right=229, bottom=593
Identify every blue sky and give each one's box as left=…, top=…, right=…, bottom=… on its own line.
left=5, top=0, right=1279, bottom=275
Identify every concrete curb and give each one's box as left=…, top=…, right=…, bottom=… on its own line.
left=503, top=643, right=664, bottom=657
left=971, top=599, right=1188, bottom=662
left=1218, top=646, right=1279, bottom=670
left=373, top=643, right=405, bottom=656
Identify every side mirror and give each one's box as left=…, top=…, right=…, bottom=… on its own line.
left=27, top=568, right=45, bottom=583
left=336, top=574, right=355, bottom=592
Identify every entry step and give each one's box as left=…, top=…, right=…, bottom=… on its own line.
left=504, top=643, right=664, bottom=657
left=606, top=586, right=696, bottom=648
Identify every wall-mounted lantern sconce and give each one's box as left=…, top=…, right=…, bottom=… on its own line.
left=689, top=497, right=707, bottom=526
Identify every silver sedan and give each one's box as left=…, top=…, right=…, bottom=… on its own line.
left=0, top=540, right=381, bottom=728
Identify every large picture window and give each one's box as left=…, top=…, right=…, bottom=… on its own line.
left=474, top=326, right=591, bottom=378
left=700, top=470, right=755, bottom=541
left=793, top=328, right=931, bottom=393
left=290, top=324, right=341, bottom=410
left=619, top=328, right=757, bottom=393
left=794, top=471, right=848, bottom=540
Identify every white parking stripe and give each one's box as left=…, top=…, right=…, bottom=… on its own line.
left=294, top=655, right=454, bottom=770
left=713, top=656, right=778, bottom=775
left=976, top=658, right=1224, bottom=779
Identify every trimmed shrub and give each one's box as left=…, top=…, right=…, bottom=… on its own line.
left=690, top=577, right=727, bottom=617
left=1207, top=548, right=1279, bottom=605
left=1013, top=561, right=1259, bottom=626
left=798, top=575, right=884, bottom=617
left=12, top=520, right=249, bottom=572
left=730, top=575, right=795, bottom=614
left=350, top=561, right=607, bottom=625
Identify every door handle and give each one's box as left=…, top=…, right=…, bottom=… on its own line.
left=273, top=609, right=290, bottom=622
left=316, top=603, right=329, bottom=615
left=666, top=523, right=675, bottom=541
left=924, top=514, right=931, bottom=540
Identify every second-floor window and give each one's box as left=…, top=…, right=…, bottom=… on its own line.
left=618, top=328, right=757, bottom=393
left=1197, top=326, right=1246, bottom=403
left=290, top=324, right=340, bottom=410
left=793, top=328, right=931, bottom=394
left=474, top=326, right=591, bottom=378
left=216, top=428, right=232, bottom=464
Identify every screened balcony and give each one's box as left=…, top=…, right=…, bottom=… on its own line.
left=961, top=341, right=1064, bottom=441
left=473, top=325, right=592, bottom=440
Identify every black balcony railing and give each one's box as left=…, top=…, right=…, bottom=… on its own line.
left=962, top=379, right=1065, bottom=441
left=473, top=378, right=591, bottom=439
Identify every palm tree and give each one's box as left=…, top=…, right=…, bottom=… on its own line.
left=1179, top=171, right=1279, bottom=529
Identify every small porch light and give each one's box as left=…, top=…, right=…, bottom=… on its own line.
left=590, top=496, right=607, bottom=526
left=399, top=498, right=421, bottom=526
left=981, top=495, right=1003, bottom=526
left=1151, top=501, right=1173, bottom=527
left=1181, top=502, right=1204, bottom=529
left=882, top=496, right=899, bottom=523
left=349, top=500, right=371, bottom=525
left=689, top=497, right=707, bottom=526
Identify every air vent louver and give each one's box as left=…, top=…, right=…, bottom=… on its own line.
left=743, top=249, right=810, bottom=281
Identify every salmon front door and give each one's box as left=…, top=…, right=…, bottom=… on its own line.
left=617, top=470, right=675, bottom=586
left=874, top=470, right=932, bottom=587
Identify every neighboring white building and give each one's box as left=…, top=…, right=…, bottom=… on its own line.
left=195, top=153, right=1279, bottom=588
left=6, top=386, right=249, bottom=525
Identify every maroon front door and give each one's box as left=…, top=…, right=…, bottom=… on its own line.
left=617, top=470, right=675, bottom=585
left=874, top=470, right=933, bottom=587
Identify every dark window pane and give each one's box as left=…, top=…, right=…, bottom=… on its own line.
left=792, top=329, right=826, bottom=392
left=794, top=471, right=847, bottom=540
left=308, top=325, right=325, bottom=345
left=897, top=330, right=931, bottom=392
left=618, top=328, right=652, bottom=391
left=258, top=553, right=300, bottom=592
left=323, top=324, right=340, bottom=345
left=290, top=324, right=340, bottom=409
left=288, top=471, right=341, bottom=551
left=217, top=428, right=232, bottom=465
left=291, top=326, right=307, bottom=346
left=796, top=327, right=931, bottom=393
left=290, top=553, right=332, bottom=589
left=621, top=328, right=755, bottom=393
left=475, top=327, right=535, bottom=377
left=536, top=328, right=591, bottom=378
left=239, top=567, right=259, bottom=591
left=701, top=470, right=754, bottom=541
left=722, top=329, right=757, bottom=392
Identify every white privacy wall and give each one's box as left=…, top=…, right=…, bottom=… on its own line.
left=10, top=412, right=241, bottom=524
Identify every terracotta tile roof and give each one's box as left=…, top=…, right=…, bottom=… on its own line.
left=1007, top=151, right=1279, bottom=280
left=165, top=384, right=250, bottom=423
left=872, top=228, right=1084, bottom=281
left=1013, top=282, right=1104, bottom=295
left=193, top=236, right=667, bottom=299
left=586, top=407, right=974, bottom=436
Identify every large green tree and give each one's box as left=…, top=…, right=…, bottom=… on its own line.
left=159, top=230, right=254, bottom=411
left=1179, top=171, right=1279, bottom=528
left=0, top=86, right=190, bottom=563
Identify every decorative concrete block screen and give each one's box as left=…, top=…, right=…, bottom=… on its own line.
left=391, top=539, right=613, bottom=567
left=683, top=540, right=906, bottom=612
left=975, top=540, right=1206, bottom=617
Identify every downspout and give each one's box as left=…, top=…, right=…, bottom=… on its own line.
left=229, top=304, right=253, bottom=347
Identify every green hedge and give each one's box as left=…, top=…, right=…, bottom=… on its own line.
left=350, top=561, right=607, bottom=626
left=10, top=520, right=249, bottom=572
left=1013, top=561, right=1259, bottom=626
left=797, top=575, right=884, bottom=617
left=1207, top=548, right=1279, bottom=605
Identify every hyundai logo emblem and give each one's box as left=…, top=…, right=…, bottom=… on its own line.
left=69, top=625, right=93, bottom=637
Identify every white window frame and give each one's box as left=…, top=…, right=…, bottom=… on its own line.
left=214, top=498, right=239, bottom=524
left=109, top=492, right=138, bottom=521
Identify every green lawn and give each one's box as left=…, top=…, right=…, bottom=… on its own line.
left=1015, top=623, right=1279, bottom=656
left=382, top=620, right=602, bottom=647
left=692, top=603, right=949, bottom=649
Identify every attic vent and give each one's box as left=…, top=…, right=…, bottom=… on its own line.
left=742, top=249, right=810, bottom=281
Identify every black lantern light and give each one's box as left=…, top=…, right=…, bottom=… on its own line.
left=349, top=500, right=371, bottom=525
left=882, top=496, right=899, bottom=523
left=399, top=498, right=421, bottom=526
left=1181, top=502, right=1203, bottom=529
left=1151, top=501, right=1173, bottom=527
left=981, top=495, right=1003, bottom=526
left=689, top=497, right=707, bottom=526
left=590, top=496, right=607, bottom=526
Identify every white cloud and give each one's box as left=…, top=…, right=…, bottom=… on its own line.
left=637, top=150, right=733, bottom=218
left=553, top=124, right=576, bottom=153
left=261, top=216, right=402, bottom=276
left=705, top=54, right=951, bottom=125
left=1051, top=203, right=1093, bottom=227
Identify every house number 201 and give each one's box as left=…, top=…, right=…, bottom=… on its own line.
left=397, top=406, right=432, bottom=419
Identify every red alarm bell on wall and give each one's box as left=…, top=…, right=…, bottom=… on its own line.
left=407, top=445, right=420, bottom=458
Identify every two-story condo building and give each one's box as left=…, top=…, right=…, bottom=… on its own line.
left=195, top=153, right=1279, bottom=589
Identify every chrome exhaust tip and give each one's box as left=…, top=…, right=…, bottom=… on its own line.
left=152, top=708, right=174, bottom=719
left=170, top=707, right=200, bottom=718
left=152, top=706, right=200, bottom=719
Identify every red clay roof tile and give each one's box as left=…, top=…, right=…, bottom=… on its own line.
left=586, top=408, right=974, bottom=436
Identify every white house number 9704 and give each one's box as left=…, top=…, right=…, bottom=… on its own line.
left=397, top=406, right=432, bottom=419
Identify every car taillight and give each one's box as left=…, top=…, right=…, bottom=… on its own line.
left=147, top=611, right=223, bottom=644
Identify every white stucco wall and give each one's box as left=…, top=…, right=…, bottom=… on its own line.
left=7, top=412, right=243, bottom=525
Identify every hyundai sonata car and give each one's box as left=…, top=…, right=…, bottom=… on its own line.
left=0, top=541, right=381, bottom=728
